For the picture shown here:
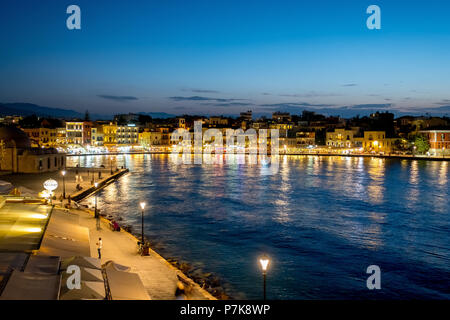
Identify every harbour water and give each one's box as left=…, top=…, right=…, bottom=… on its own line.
left=69, top=154, right=450, bottom=299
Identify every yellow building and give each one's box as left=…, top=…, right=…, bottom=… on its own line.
left=56, top=127, right=67, bottom=145
left=139, top=130, right=171, bottom=148
left=356, top=131, right=396, bottom=153
left=326, top=129, right=357, bottom=148
left=22, top=128, right=57, bottom=148
left=103, top=123, right=117, bottom=146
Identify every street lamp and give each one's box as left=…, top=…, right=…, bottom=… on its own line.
left=61, top=170, right=66, bottom=199
left=259, top=255, right=270, bottom=300
left=94, top=182, right=98, bottom=218
left=140, top=202, right=146, bottom=245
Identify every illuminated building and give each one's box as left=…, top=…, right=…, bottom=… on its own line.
left=326, top=129, right=357, bottom=148
left=421, top=129, right=450, bottom=156
left=65, top=121, right=92, bottom=145
left=103, top=123, right=117, bottom=147
left=116, top=124, right=139, bottom=145
left=22, top=127, right=57, bottom=148
left=91, top=126, right=104, bottom=146
left=356, top=131, right=396, bottom=153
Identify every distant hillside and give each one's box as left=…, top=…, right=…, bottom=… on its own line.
left=0, top=103, right=175, bottom=120
left=0, top=103, right=91, bottom=119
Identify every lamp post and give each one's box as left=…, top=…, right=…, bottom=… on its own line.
left=61, top=170, right=66, bottom=199
left=259, top=255, right=270, bottom=300
left=94, top=182, right=98, bottom=218
left=140, top=202, right=146, bottom=245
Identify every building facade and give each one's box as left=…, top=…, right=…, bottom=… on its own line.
left=116, top=124, right=139, bottom=145
left=356, top=131, right=396, bottom=153
left=421, top=130, right=450, bottom=155
left=326, top=129, right=357, bottom=148
left=22, top=128, right=57, bottom=148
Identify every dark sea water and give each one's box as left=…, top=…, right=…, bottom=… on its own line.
left=69, top=154, right=450, bottom=299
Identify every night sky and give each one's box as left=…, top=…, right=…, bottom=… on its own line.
left=1, top=0, right=450, bottom=117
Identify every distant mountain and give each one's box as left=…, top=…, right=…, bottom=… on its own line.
left=0, top=103, right=176, bottom=120
left=0, top=102, right=97, bottom=119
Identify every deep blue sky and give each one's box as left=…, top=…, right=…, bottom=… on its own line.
left=1, top=0, right=450, bottom=117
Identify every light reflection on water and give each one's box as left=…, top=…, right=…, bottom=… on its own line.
left=69, top=154, right=450, bottom=299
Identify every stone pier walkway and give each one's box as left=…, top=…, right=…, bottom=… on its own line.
left=73, top=208, right=215, bottom=300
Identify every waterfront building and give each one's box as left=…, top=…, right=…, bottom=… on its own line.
left=279, top=137, right=297, bottom=151
left=103, top=123, right=117, bottom=147
left=56, top=127, right=67, bottom=145
left=420, top=129, right=450, bottom=156
left=326, top=128, right=357, bottom=148
left=269, top=123, right=293, bottom=138
left=22, top=127, right=57, bottom=148
left=296, top=131, right=316, bottom=147
left=66, top=121, right=92, bottom=145
left=355, top=131, right=396, bottom=153
left=116, top=124, right=139, bottom=146
left=91, top=125, right=104, bottom=146
left=0, top=126, right=65, bottom=173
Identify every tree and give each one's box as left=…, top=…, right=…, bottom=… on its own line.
left=19, top=114, right=39, bottom=128
left=84, top=110, right=90, bottom=121
left=413, top=134, right=430, bottom=154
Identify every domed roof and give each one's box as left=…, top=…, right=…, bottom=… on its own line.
left=0, top=126, right=31, bottom=149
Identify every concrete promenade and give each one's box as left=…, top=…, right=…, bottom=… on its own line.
left=60, top=169, right=215, bottom=300
left=74, top=207, right=215, bottom=300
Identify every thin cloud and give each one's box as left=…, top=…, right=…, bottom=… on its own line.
left=203, top=102, right=254, bottom=107
left=278, top=91, right=341, bottom=98
left=341, top=83, right=358, bottom=87
left=191, top=89, right=221, bottom=94
left=347, top=103, right=392, bottom=109
left=181, top=88, right=221, bottom=94
left=97, top=95, right=138, bottom=102
left=260, top=102, right=337, bottom=108
left=434, top=99, right=450, bottom=105
left=169, top=96, right=246, bottom=102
